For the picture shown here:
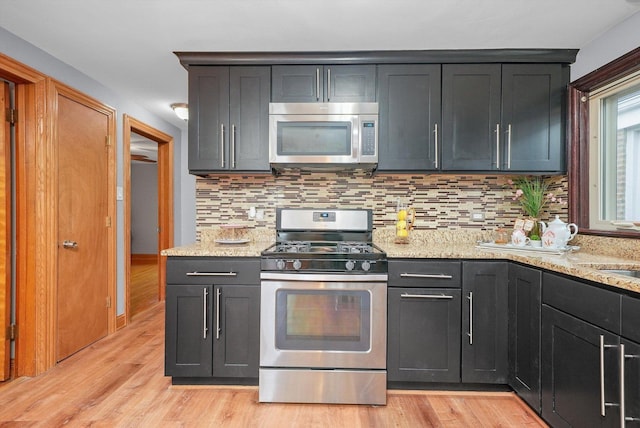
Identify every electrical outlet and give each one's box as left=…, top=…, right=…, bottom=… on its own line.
left=471, top=212, right=485, bottom=221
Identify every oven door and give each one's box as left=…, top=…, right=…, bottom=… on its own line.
left=260, top=273, right=387, bottom=370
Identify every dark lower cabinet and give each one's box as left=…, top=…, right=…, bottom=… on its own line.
left=212, top=285, right=260, bottom=378
left=387, top=287, right=461, bottom=383
left=541, top=305, right=621, bottom=428
left=622, top=339, right=640, bottom=425
left=165, top=284, right=213, bottom=377
left=165, top=257, right=261, bottom=383
left=462, top=261, right=508, bottom=383
left=508, top=264, right=542, bottom=412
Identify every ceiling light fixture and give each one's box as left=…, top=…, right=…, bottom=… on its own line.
left=171, top=102, right=189, bottom=121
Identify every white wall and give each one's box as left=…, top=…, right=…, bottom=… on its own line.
left=571, top=11, right=640, bottom=81
left=131, top=163, right=159, bottom=254
left=0, top=26, right=196, bottom=314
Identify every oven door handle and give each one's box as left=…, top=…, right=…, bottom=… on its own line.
left=187, top=271, right=237, bottom=277
left=400, top=273, right=453, bottom=279
left=260, top=272, right=388, bottom=282
left=401, top=292, right=454, bottom=300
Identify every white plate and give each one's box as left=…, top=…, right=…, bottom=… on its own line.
left=214, top=238, right=251, bottom=245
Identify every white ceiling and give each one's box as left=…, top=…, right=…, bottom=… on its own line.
left=2, top=0, right=640, bottom=131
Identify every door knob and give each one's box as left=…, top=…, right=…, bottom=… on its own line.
left=62, top=240, right=78, bottom=249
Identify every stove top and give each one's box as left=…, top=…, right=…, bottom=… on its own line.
left=261, top=208, right=387, bottom=274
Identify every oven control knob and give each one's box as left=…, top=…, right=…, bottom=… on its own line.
left=276, top=259, right=286, bottom=270
left=361, top=261, right=371, bottom=272
left=345, top=260, right=355, bottom=271
left=292, top=259, right=302, bottom=270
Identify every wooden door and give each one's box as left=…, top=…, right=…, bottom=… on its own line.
left=0, top=82, right=10, bottom=379
left=56, top=93, right=109, bottom=361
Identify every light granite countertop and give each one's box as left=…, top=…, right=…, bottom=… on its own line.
left=162, top=227, right=640, bottom=295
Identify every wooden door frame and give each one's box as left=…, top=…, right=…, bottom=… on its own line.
left=122, top=114, right=173, bottom=327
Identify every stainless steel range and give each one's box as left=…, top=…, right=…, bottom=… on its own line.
left=259, top=208, right=388, bottom=405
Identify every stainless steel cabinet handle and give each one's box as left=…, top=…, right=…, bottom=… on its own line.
left=400, top=293, right=453, bottom=299
left=220, top=123, right=225, bottom=168
left=600, top=335, right=619, bottom=417
left=506, top=124, right=512, bottom=169
left=186, top=272, right=237, bottom=277
left=495, top=124, right=501, bottom=170
left=467, top=291, right=473, bottom=345
left=434, top=123, right=439, bottom=168
left=202, top=288, right=208, bottom=339
left=400, top=273, right=453, bottom=279
left=622, top=344, right=640, bottom=425
left=327, top=68, right=331, bottom=101
left=215, top=288, right=221, bottom=340
left=62, top=240, right=78, bottom=249
left=231, top=124, right=236, bottom=169
left=316, top=68, right=320, bottom=101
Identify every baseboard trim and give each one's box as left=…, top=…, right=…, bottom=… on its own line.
left=116, top=313, right=127, bottom=330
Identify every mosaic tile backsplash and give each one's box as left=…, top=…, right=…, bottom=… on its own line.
left=195, top=171, right=569, bottom=238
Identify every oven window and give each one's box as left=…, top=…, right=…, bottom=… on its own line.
left=277, top=122, right=352, bottom=156
left=275, top=289, right=371, bottom=351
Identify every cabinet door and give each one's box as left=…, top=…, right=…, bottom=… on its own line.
left=541, top=305, right=620, bottom=428
left=188, top=66, right=230, bottom=172
left=501, top=64, right=565, bottom=172
left=229, top=67, right=270, bottom=171
left=462, top=261, right=508, bottom=383
left=377, top=65, right=441, bottom=171
left=622, top=339, right=640, bottom=425
left=387, top=287, right=461, bottom=383
left=271, top=65, right=323, bottom=102
left=441, top=64, right=501, bottom=171
left=325, top=65, right=376, bottom=102
left=272, top=65, right=375, bottom=102
left=213, top=285, right=260, bottom=378
left=508, top=264, right=542, bottom=412
left=165, top=284, right=213, bottom=377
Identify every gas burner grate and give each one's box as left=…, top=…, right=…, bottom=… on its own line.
left=337, top=242, right=374, bottom=254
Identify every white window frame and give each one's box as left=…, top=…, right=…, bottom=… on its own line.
left=587, top=70, right=640, bottom=231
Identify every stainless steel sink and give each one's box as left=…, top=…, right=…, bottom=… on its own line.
left=599, top=269, right=640, bottom=278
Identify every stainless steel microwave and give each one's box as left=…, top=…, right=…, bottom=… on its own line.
left=269, top=102, right=379, bottom=170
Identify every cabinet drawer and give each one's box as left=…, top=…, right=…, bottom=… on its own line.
left=167, top=257, right=260, bottom=285
left=388, top=260, right=461, bottom=288
left=542, top=272, right=620, bottom=333
left=622, top=295, right=640, bottom=342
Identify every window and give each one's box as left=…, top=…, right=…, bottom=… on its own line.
left=588, top=73, right=640, bottom=231
left=569, top=47, right=640, bottom=235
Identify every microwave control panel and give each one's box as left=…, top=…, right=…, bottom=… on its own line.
left=361, top=121, right=376, bottom=156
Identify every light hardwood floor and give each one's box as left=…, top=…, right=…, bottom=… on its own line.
left=130, top=258, right=159, bottom=318
left=0, top=303, right=548, bottom=427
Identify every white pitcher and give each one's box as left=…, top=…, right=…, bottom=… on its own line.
left=540, top=215, right=578, bottom=249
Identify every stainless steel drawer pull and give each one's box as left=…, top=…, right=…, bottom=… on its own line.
left=600, top=335, right=619, bottom=417
left=400, top=273, right=453, bottom=279
left=434, top=123, right=439, bottom=168
left=202, top=288, right=208, bottom=339
left=220, top=124, right=225, bottom=168
left=400, top=293, right=453, bottom=300
left=622, top=344, right=640, bottom=425
left=215, top=288, right=221, bottom=340
left=495, top=123, right=500, bottom=169
left=186, top=272, right=237, bottom=277
left=467, top=291, right=473, bottom=345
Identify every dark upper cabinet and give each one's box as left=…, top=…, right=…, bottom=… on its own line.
left=377, top=65, right=442, bottom=171
left=188, top=66, right=270, bottom=174
left=501, top=64, right=565, bottom=172
left=441, top=63, right=567, bottom=172
left=387, top=287, right=461, bottom=383
left=441, top=64, right=502, bottom=171
left=212, top=284, right=260, bottom=379
left=508, top=264, right=542, bottom=413
left=461, top=261, right=509, bottom=384
left=271, top=65, right=376, bottom=103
